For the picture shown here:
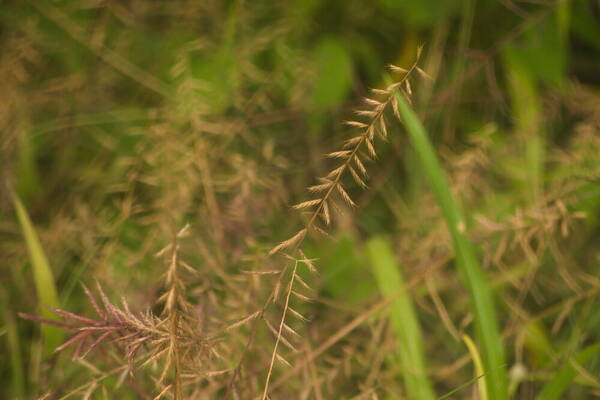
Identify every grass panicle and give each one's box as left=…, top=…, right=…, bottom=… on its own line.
left=270, top=48, right=424, bottom=256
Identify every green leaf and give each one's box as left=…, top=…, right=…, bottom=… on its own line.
left=523, top=320, right=553, bottom=368
left=12, top=193, right=63, bottom=355
left=536, top=342, right=600, bottom=400
left=463, top=334, right=488, bottom=400
left=367, top=237, right=436, bottom=400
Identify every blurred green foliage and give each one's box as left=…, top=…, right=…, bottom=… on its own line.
left=1, top=0, right=599, bottom=399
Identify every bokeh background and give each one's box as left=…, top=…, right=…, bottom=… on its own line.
left=1, top=0, right=600, bottom=399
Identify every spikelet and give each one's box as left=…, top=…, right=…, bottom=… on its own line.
left=371, top=88, right=388, bottom=96
left=405, top=79, right=413, bottom=96
left=297, top=250, right=318, bottom=272
left=225, top=311, right=261, bottom=331
left=292, top=272, right=312, bottom=292
left=388, top=64, right=408, bottom=74
left=349, top=166, right=367, bottom=189
left=312, top=224, right=332, bottom=238
left=308, top=181, right=334, bottom=193
left=276, top=353, right=292, bottom=367
left=327, top=150, right=353, bottom=159
left=344, top=120, right=368, bottom=128
left=365, top=138, right=377, bottom=158
left=379, top=116, right=388, bottom=139
left=292, top=199, right=322, bottom=210
left=364, top=97, right=382, bottom=107
left=287, top=307, right=309, bottom=321
left=356, top=109, right=377, bottom=117
left=291, top=290, right=313, bottom=302
left=336, top=183, right=357, bottom=207
left=354, top=155, right=367, bottom=177
left=321, top=200, right=331, bottom=225
left=326, top=165, right=346, bottom=179
left=241, top=269, right=282, bottom=275
left=269, top=228, right=307, bottom=255
left=416, top=66, right=432, bottom=80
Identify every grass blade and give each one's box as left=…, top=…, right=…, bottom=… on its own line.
left=12, top=193, right=63, bottom=355
left=366, top=237, right=436, bottom=400
left=463, top=334, right=488, bottom=400
left=394, top=93, right=508, bottom=400
left=536, top=342, right=600, bottom=400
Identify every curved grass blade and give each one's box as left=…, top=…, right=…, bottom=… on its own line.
left=394, top=93, right=508, bottom=400
left=367, top=237, right=436, bottom=400
left=12, top=193, right=63, bottom=355
left=463, top=334, right=488, bottom=400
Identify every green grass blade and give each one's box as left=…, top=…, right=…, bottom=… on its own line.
left=536, top=342, right=600, bottom=400
left=12, top=193, right=63, bottom=355
left=395, top=93, right=508, bottom=400
left=366, top=237, right=436, bottom=400
left=463, top=334, right=488, bottom=400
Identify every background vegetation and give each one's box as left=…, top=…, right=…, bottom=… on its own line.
left=1, top=0, right=600, bottom=399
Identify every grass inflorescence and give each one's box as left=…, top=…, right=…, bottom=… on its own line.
left=1, top=1, right=600, bottom=399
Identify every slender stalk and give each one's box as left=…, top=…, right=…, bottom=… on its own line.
left=261, top=261, right=298, bottom=399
